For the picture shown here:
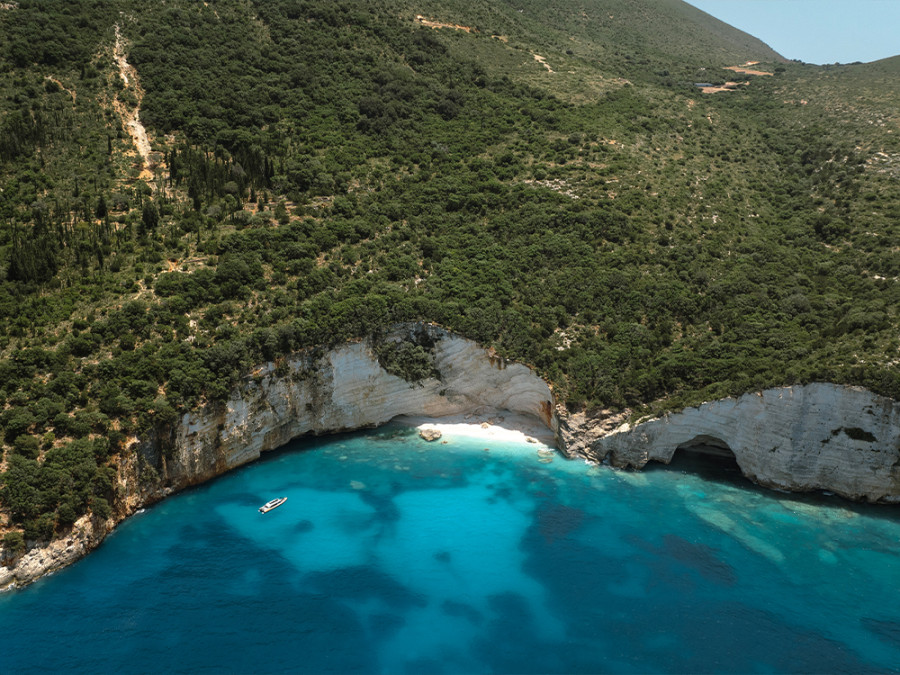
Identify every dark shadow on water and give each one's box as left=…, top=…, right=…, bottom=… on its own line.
left=645, top=445, right=900, bottom=523
left=517, top=486, right=888, bottom=673
left=661, top=534, right=736, bottom=586
left=364, top=422, right=420, bottom=442
left=358, top=486, right=402, bottom=523
left=369, top=611, right=406, bottom=640
left=240, top=423, right=418, bottom=471
left=627, top=533, right=738, bottom=589
left=644, top=443, right=745, bottom=487
left=239, top=422, right=476, bottom=496
left=305, top=566, right=427, bottom=611
left=293, top=519, right=315, bottom=534
left=863, top=617, right=900, bottom=650
left=536, top=502, right=586, bottom=545
left=471, top=592, right=568, bottom=674
left=441, top=599, right=483, bottom=625
left=521, top=508, right=882, bottom=673
left=74, top=513, right=380, bottom=674
left=402, top=657, right=448, bottom=674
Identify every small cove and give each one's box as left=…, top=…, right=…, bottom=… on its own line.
left=2, top=423, right=900, bottom=674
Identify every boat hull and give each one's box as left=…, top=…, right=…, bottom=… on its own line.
left=259, top=497, right=287, bottom=513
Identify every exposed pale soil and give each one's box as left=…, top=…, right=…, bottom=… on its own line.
left=113, top=24, right=153, bottom=180
left=523, top=178, right=578, bottom=198
left=700, top=81, right=749, bottom=94
left=44, top=76, right=76, bottom=101
left=532, top=53, right=554, bottom=73
left=724, top=62, right=773, bottom=76
left=415, top=15, right=476, bottom=32
left=700, top=62, right=773, bottom=94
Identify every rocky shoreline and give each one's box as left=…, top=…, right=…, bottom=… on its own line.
left=2, top=325, right=556, bottom=590
left=558, top=383, right=900, bottom=503
left=3, top=324, right=900, bottom=590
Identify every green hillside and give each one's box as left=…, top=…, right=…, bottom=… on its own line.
left=388, top=0, right=785, bottom=103
left=0, top=0, right=898, bottom=542
left=415, top=0, right=783, bottom=68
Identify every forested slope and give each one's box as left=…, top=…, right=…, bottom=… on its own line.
left=0, top=0, right=898, bottom=545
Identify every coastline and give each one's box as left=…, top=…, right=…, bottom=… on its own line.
left=395, top=410, right=557, bottom=448
left=2, top=408, right=557, bottom=592
left=2, top=327, right=558, bottom=591
left=6, top=363, right=900, bottom=592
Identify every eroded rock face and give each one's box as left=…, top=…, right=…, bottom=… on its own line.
left=144, top=325, right=557, bottom=495
left=562, top=383, right=900, bottom=503
left=0, top=515, right=105, bottom=591
left=1, top=325, right=557, bottom=590
left=5, top=329, right=900, bottom=591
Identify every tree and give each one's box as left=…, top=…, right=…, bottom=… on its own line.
left=141, top=202, right=159, bottom=235
left=95, top=195, right=108, bottom=220
left=2, top=531, right=25, bottom=556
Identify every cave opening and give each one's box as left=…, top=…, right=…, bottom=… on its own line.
left=650, top=435, right=748, bottom=485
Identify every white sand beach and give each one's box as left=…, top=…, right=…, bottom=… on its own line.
left=395, top=409, right=557, bottom=448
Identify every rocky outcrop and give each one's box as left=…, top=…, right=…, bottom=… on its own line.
left=418, top=428, right=443, bottom=442
left=560, top=383, right=900, bottom=503
left=2, top=324, right=556, bottom=590
left=5, top=325, right=900, bottom=591
left=0, top=514, right=107, bottom=591
left=124, top=324, right=557, bottom=500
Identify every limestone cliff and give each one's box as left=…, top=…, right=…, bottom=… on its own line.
left=124, top=324, right=556, bottom=500
left=5, top=324, right=900, bottom=591
left=1, top=325, right=555, bottom=590
left=559, top=383, right=900, bottom=503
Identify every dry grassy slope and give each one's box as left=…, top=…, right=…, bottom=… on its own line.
left=404, top=0, right=785, bottom=103
left=408, top=0, right=783, bottom=68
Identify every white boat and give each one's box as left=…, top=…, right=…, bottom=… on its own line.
left=259, top=497, right=287, bottom=513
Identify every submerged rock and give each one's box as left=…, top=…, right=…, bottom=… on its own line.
left=419, top=428, right=442, bottom=442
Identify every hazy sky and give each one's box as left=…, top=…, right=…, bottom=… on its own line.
left=685, top=0, right=900, bottom=64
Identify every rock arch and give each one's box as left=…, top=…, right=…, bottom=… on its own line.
left=667, top=434, right=745, bottom=480
left=674, top=434, right=737, bottom=461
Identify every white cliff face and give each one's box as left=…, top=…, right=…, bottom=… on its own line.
left=128, top=325, right=557, bottom=496
left=569, top=383, right=900, bottom=503
left=6, top=329, right=900, bottom=590
left=3, top=326, right=556, bottom=590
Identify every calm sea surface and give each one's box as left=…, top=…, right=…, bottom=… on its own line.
left=2, top=424, right=900, bottom=674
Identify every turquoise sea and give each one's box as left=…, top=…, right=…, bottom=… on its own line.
left=2, top=423, right=900, bottom=674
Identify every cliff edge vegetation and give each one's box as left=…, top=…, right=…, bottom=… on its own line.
left=1, top=0, right=899, bottom=552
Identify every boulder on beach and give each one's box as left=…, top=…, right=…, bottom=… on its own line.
left=419, top=428, right=442, bottom=442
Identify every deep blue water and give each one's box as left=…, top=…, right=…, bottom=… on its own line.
left=3, top=424, right=900, bottom=674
